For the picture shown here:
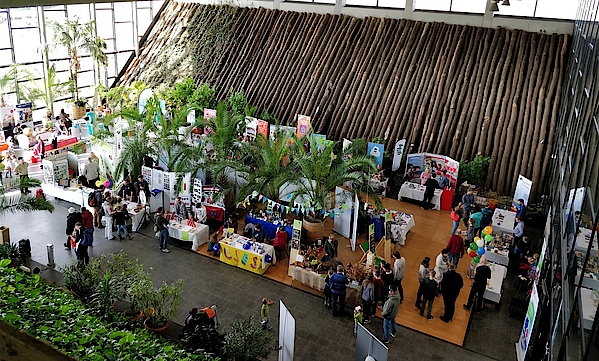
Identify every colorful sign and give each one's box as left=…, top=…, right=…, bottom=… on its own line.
left=269, top=125, right=296, bottom=141
left=368, top=223, right=375, bottom=251
left=516, top=285, right=539, bottom=361
left=257, top=119, right=269, bottom=138
left=203, top=108, right=216, bottom=120
left=392, top=139, right=406, bottom=171
left=296, top=115, right=311, bottom=138
left=311, top=134, right=327, bottom=152
left=367, top=142, right=385, bottom=166
left=219, top=242, right=268, bottom=275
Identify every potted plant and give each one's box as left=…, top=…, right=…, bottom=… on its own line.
left=225, top=317, right=278, bottom=361
left=458, top=153, right=493, bottom=189
left=134, top=279, right=184, bottom=334
left=50, top=18, right=107, bottom=119
left=60, top=257, right=103, bottom=301
left=21, top=65, right=73, bottom=117
left=89, top=270, right=123, bottom=318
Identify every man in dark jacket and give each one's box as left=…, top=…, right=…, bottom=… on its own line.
left=330, top=265, right=349, bottom=316
left=64, top=207, right=82, bottom=250
left=440, top=264, right=464, bottom=323
left=382, top=285, right=401, bottom=343
left=481, top=202, right=493, bottom=229
left=421, top=176, right=439, bottom=210
left=464, top=257, right=492, bottom=312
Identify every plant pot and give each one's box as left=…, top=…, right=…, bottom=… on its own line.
left=72, top=106, right=86, bottom=119
left=144, top=318, right=169, bottom=335
left=303, top=218, right=326, bottom=243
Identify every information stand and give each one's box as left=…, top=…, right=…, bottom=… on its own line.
left=288, top=220, right=302, bottom=276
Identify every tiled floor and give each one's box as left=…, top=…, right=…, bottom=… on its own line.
left=0, top=199, right=528, bottom=361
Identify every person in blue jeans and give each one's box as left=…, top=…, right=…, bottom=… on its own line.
left=330, top=265, right=349, bottom=316
left=382, top=285, right=400, bottom=344
left=155, top=207, right=170, bottom=253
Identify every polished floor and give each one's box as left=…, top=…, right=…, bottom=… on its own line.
left=0, top=196, right=527, bottom=361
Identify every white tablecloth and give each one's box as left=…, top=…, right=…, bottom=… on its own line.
left=221, top=235, right=276, bottom=269
left=120, top=201, right=149, bottom=232
left=291, top=266, right=326, bottom=290
left=576, top=269, right=599, bottom=290
left=483, top=263, right=507, bottom=303
left=579, top=287, right=598, bottom=330
left=41, top=183, right=85, bottom=206
left=484, top=249, right=510, bottom=266
left=575, top=228, right=598, bottom=256
left=491, top=209, right=516, bottom=234
left=1, top=190, right=22, bottom=206
left=399, top=182, right=442, bottom=210
left=169, top=222, right=209, bottom=251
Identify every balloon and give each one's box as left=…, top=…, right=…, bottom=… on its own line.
left=95, top=180, right=102, bottom=187
left=265, top=254, right=272, bottom=263
left=473, top=256, right=481, bottom=263
left=485, top=234, right=493, bottom=242
left=469, top=243, right=478, bottom=251
left=474, top=236, right=481, bottom=243
left=476, top=239, right=484, bottom=248
left=103, top=180, right=110, bottom=188
left=243, top=242, right=251, bottom=250
left=477, top=247, right=486, bottom=256
left=212, top=243, right=220, bottom=253
left=469, top=250, right=476, bottom=258
left=483, top=226, right=493, bottom=235
left=480, top=231, right=486, bottom=238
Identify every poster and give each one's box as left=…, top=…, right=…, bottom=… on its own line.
left=192, top=178, right=203, bottom=205
left=219, top=243, right=268, bottom=275
left=443, top=156, right=459, bottom=189
left=311, top=134, right=327, bottom=152
left=296, top=115, right=311, bottom=138
left=513, top=175, right=533, bottom=207
left=406, top=153, right=425, bottom=178
left=151, top=169, right=164, bottom=191
left=257, top=119, right=269, bottom=138
left=367, top=142, right=385, bottom=166
left=269, top=125, right=296, bottom=141
left=516, top=285, right=539, bottom=361
left=368, top=223, right=375, bottom=251
left=405, top=153, right=461, bottom=187
left=392, top=139, right=406, bottom=171
left=15, top=102, right=32, bottom=123
left=203, top=108, right=216, bottom=120
left=1, top=106, right=15, bottom=129
left=141, top=166, right=152, bottom=185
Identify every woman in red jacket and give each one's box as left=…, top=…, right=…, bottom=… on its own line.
left=272, top=226, right=288, bottom=265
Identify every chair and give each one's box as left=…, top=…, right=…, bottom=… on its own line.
left=509, top=297, right=528, bottom=317
left=275, top=246, right=289, bottom=262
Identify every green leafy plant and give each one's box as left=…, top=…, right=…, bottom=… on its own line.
left=0, top=64, right=31, bottom=107
left=0, top=243, right=23, bottom=267
left=225, top=317, right=278, bottom=361
left=227, top=87, right=249, bottom=116
left=458, top=153, right=493, bottom=187
left=21, top=65, right=72, bottom=115
left=181, top=325, right=226, bottom=358
left=60, top=257, right=103, bottom=301
left=0, top=177, right=54, bottom=216
left=72, top=98, right=88, bottom=107
left=89, top=271, right=123, bottom=318
left=141, top=279, right=184, bottom=329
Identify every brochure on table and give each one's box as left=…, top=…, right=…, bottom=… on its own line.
left=405, top=153, right=459, bottom=189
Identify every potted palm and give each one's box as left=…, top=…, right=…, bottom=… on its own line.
left=50, top=18, right=107, bottom=119
left=22, top=66, right=73, bottom=117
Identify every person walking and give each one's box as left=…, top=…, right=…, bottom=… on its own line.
left=440, top=264, right=464, bottom=323
left=381, top=285, right=401, bottom=344
left=360, top=275, right=375, bottom=324
left=392, top=251, right=406, bottom=303
left=14, top=157, right=30, bottom=193
left=446, top=229, right=465, bottom=267
left=91, top=185, right=105, bottom=228
left=64, top=207, right=82, bottom=250
left=462, top=188, right=475, bottom=226
left=330, top=265, right=349, bottom=316
left=415, top=257, right=431, bottom=310
left=114, top=205, right=133, bottom=241
left=464, top=257, right=492, bottom=312
left=102, top=196, right=115, bottom=240
left=450, top=203, right=463, bottom=236
left=421, top=269, right=438, bottom=320
left=80, top=206, right=94, bottom=247
left=155, top=207, right=170, bottom=253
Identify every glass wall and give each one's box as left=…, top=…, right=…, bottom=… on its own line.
left=0, top=1, right=164, bottom=123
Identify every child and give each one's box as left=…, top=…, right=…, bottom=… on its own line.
left=353, top=305, right=363, bottom=337
left=260, top=298, right=274, bottom=330
left=324, top=269, right=334, bottom=308
left=113, top=205, right=133, bottom=241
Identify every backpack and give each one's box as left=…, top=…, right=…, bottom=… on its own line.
left=450, top=210, right=460, bottom=222
left=35, top=189, right=45, bottom=199
left=88, top=192, right=96, bottom=207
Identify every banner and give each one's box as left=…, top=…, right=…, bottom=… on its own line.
left=257, top=119, right=269, bottom=138
left=392, top=139, right=406, bottom=171
left=203, top=108, right=216, bottom=120
left=367, top=142, right=384, bottom=166
left=513, top=175, right=532, bottom=207
left=151, top=169, right=164, bottom=191
left=296, top=115, right=311, bottom=138
left=219, top=243, right=266, bottom=274
left=278, top=301, right=296, bottom=361
left=141, top=166, right=152, bottom=184
left=516, top=285, right=539, bottom=361
left=206, top=204, right=225, bottom=222
left=406, top=153, right=460, bottom=188
left=443, top=156, right=459, bottom=189
left=15, top=102, right=33, bottom=123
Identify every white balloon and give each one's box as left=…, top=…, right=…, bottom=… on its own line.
left=476, top=239, right=484, bottom=248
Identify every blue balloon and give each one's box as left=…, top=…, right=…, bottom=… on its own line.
left=265, top=254, right=272, bottom=264
left=213, top=243, right=220, bottom=253
left=477, top=247, right=486, bottom=256
left=243, top=242, right=251, bottom=250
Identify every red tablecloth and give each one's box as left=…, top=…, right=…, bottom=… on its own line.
left=43, top=137, right=79, bottom=151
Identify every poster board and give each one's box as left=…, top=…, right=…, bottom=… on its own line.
left=269, top=125, right=296, bottom=141
left=141, top=166, right=152, bottom=185
left=513, top=174, right=533, bottom=207
left=334, top=187, right=353, bottom=238
left=392, top=139, right=406, bottom=171
left=296, top=115, right=311, bottom=138
left=405, top=153, right=460, bottom=189
left=351, top=193, right=359, bottom=251
left=278, top=301, right=296, bottom=361
left=354, top=323, right=388, bottom=361
left=367, top=142, right=384, bottom=166
left=516, top=285, right=539, bottom=361
left=257, top=119, right=269, bottom=138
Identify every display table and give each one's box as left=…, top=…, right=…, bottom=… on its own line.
left=398, top=182, right=441, bottom=210
left=245, top=216, right=292, bottom=240
left=219, top=235, right=276, bottom=275
left=41, top=183, right=87, bottom=207
left=484, top=249, right=510, bottom=266
left=120, top=201, right=149, bottom=232
left=492, top=209, right=516, bottom=234
left=483, top=263, right=507, bottom=303
left=579, top=287, right=598, bottom=330
left=290, top=266, right=326, bottom=290
left=575, top=228, right=598, bottom=256
left=169, top=221, right=209, bottom=251
left=575, top=252, right=599, bottom=290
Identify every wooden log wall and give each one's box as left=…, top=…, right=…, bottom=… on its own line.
left=118, top=3, right=569, bottom=200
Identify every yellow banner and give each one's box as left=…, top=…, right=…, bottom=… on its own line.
left=219, top=243, right=268, bottom=275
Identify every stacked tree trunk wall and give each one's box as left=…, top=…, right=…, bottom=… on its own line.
left=118, top=3, right=569, bottom=200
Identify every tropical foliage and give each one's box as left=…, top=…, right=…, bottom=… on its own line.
left=0, top=177, right=54, bottom=217
left=21, top=65, right=73, bottom=115
left=0, top=64, right=30, bottom=107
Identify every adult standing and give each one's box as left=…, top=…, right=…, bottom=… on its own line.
left=80, top=206, right=94, bottom=247
left=84, top=157, right=100, bottom=189
left=462, top=189, right=475, bottom=226
left=324, top=234, right=339, bottom=260
left=470, top=206, right=483, bottom=236
left=463, top=257, right=491, bottom=312
left=421, top=269, right=438, bottom=320
left=102, top=196, right=116, bottom=240
left=392, top=251, right=406, bottom=303
left=446, top=230, right=465, bottom=267
left=513, top=236, right=531, bottom=263
left=415, top=257, right=431, bottom=309
left=372, top=271, right=385, bottom=313
left=440, top=264, right=464, bottom=323
left=513, top=216, right=525, bottom=250
left=330, top=265, right=349, bottom=316
left=14, top=157, right=29, bottom=193
left=481, top=202, right=493, bottom=229
left=450, top=203, right=463, bottom=236
left=515, top=198, right=527, bottom=219
left=118, top=178, right=136, bottom=202
left=72, top=222, right=86, bottom=264
left=91, top=185, right=105, bottom=228
left=135, top=174, right=150, bottom=201
left=272, top=226, right=288, bottom=265
left=382, top=285, right=401, bottom=344
left=222, top=216, right=238, bottom=233
left=420, top=168, right=432, bottom=185
left=64, top=207, right=82, bottom=250
left=360, top=275, right=375, bottom=324
left=436, top=170, right=449, bottom=189
left=155, top=207, right=170, bottom=253
left=434, top=249, right=450, bottom=283
left=421, top=176, right=439, bottom=211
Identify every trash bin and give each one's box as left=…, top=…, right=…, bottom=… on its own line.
left=0, top=226, right=9, bottom=245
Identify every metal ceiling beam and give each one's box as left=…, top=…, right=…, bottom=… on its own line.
left=0, top=0, right=140, bottom=9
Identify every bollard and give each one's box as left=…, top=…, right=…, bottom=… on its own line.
left=46, top=244, right=55, bottom=268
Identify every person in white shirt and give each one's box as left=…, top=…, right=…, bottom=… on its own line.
left=193, top=202, right=207, bottom=223
left=392, top=251, right=406, bottom=303
left=435, top=248, right=450, bottom=283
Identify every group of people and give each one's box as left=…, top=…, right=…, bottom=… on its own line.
left=242, top=221, right=291, bottom=264
left=63, top=206, right=95, bottom=265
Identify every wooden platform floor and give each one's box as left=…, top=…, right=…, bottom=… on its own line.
left=197, top=196, right=472, bottom=346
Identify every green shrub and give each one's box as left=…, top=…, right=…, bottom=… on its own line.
left=225, top=317, right=278, bottom=361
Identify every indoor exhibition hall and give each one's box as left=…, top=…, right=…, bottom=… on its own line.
left=0, top=1, right=597, bottom=361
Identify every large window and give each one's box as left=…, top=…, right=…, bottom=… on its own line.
left=345, top=0, right=406, bottom=8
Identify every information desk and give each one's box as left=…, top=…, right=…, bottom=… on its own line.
left=575, top=252, right=599, bottom=290
left=169, top=221, right=209, bottom=251
left=219, top=235, right=276, bottom=275
left=491, top=209, right=516, bottom=235
left=398, top=182, right=442, bottom=210
left=290, top=266, right=326, bottom=291
left=114, top=201, right=149, bottom=232
left=245, top=216, right=292, bottom=240
left=579, top=287, right=598, bottom=330
left=41, top=183, right=90, bottom=207
left=575, top=228, right=598, bottom=256
left=483, top=263, right=507, bottom=304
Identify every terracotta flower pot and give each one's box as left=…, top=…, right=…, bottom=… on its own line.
left=143, top=318, right=169, bottom=335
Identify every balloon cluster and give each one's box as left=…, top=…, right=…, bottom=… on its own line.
left=467, top=226, right=493, bottom=264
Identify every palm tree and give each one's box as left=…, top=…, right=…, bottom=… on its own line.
left=0, top=177, right=54, bottom=217
left=21, top=66, right=73, bottom=115
left=50, top=18, right=107, bottom=101
left=0, top=64, right=29, bottom=107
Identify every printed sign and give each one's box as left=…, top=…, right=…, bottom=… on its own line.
left=392, top=139, right=406, bottom=171
left=257, top=119, right=269, bottom=138
left=367, top=142, right=384, bottom=166
left=296, top=115, right=311, bottom=138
